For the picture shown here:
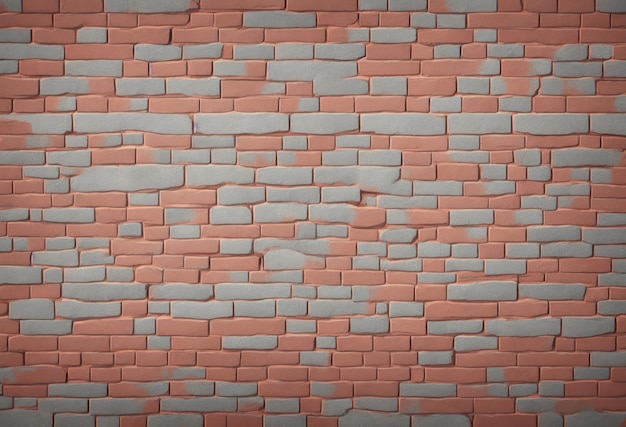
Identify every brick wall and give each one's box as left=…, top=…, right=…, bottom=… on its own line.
left=0, top=0, right=625, bottom=425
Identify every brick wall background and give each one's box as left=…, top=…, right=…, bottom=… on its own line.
left=0, top=0, right=626, bottom=426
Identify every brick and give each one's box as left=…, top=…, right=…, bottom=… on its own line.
left=518, top=284, right=586, bottom=300
left=371, top=28, right=417, bottom=44
left=33, top=250, right=79, bottom=267
left=77, top=28, right=107, bottom=44
left=74, top=113, right=191, bottom=134
left=171, top=302, right=232, bottom=320
left=448, top=114, right=512, bottom=134
left=0, top=266, right=41, bottom=284
left=244, top=11, right=316, bottom=28
left=591, top=114, right=626, bottom=136
left=400, top=383, right=456, bottom=397
left=135, top=44, right=182, bottom=62
left=21, top=320, right=72, bottom=335
left=56, top=301, right=121, bottom=319
left=0, top=114, right=72, bottom=134
left=448, top=281, right=517, bottom=301
left=183, top=43, right=224, bottom=59
left=148, top=415, right=203, bottom=427
left=50, top=383, right=107, bottom=398
left=0, top=44, right=63, bottom=60
left=195, top=113, right=288, bottom=134
left=106, top=0, right=197, bottom=12
left=361, top=113, right=446, bottom=135
left=223, top=336, right=277, bottom=350
left=65, top=60, right=122, bottom=77
left=515, top=114, right=589, bottom=135
left=486, top=319, right=561, bottom=337
left=116, top=78, right=165, bottom=96
left=0, top=411, right=52, bottom=427
left=316, top=44, right=365, bottom=61
left=411, top=415, right=470, bottom=427
left=63, top=283, right=146, bottom=301
left=562, top=318, right=615, bottom=338
left=597, top=0, right=626, bottom=12
left=234, top=45, right=275, bottom=60
left=527, top=226, right=580, bottom=242
left=591, top=353, right=626, bottom=367
left=339, top=410, right=409, bottom=427
left=10, top=299, right=54, bottom=320
left=90, top=398, right=158, bottom=415
left=71, top=165, right=183, bottom=192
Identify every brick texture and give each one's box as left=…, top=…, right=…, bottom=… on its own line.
left=0, top=0, right=625, bottom=425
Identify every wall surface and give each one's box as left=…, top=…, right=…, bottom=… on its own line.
left=0, top=0, right=626, bottom=426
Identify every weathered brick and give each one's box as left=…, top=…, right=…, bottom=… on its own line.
left=361, top=113, right=446, bottom=135
left=74, top=113, right=191, bottom=134
left=486, top=319, right=561, bottom=336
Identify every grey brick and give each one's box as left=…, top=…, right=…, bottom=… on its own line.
left=148, top=336, right=170, bottom=350
left=259, top=167, right=313, bottom=186
left=417, top=243, right=450, bottom=258
left=547, top=183, right=590, bottom=196
left=458, top=77, right=490, bottom=94
left=448, top=114, right=512, bottom=134
left=451, top=209, right=493, bottom=226
left=541, top=243, right=592, bottom=258
left=350, top=317, right=389, bottom=334
left=220, top=239, right=252, bottom=255
left=287, top=319, right=316, bottom=333
left=292, top=113, right=358, bottom=135
left=71, top=165, right=182, bottom=192
left=148, top=415, right=202, bottom=427
left=412, top=415, right=470, bottom=427
left=355, top=398, right=397, bottom=412
left=360, top=150, right=401, bottom=166
left=63, top=283, right=146, bottom=301
left=172, top=301, right=233, bottom=320
left=66, top=60, right=122, bottom=77
left=591, top=352, right=626, bottom=367
left=182, top=382, right=215, bottom=396
left=148, top=302, right=170, bottom=314
left=0, top=265, right=42, bottom=285
left=48, top=151, right=91, bottom=168
left=541, top=77, right=596, bottom=95
left=362, top=113, right=445, bottom=135
left=167, top=78, right=220, bottom=97
left=574, top=367, right=610, bottom=380
left=264, top=248, right=322, bottom=270
left=223, top=336, right=277, bottom=350
left=516, top=398, right=556, bottom=413
left=244, top=11, right=315, bottom=28
left=75, top=113, right=190, bottom=134
left=454, top=336, right=498, bottom=352
left=316, top=44, right=365, bottom=61
left=116, top=78, right=164, bottom=96
left=265, top=415, right=306, bottom=427
left=413, top=181, right=462, bottom=196
left=300, top=351, right=330, bottom=366
left=388, top=244, right=416, bottom=259
left=196, top=113, right=288, bottom=135
left=210, top=206, right=251, bottom=225
left=371, top=77, right=407, bottom=95
left=40, top=77, right=91, bottom=95
left=21, top=320, right=71, bottom=335
left=233, top=45, right=274, bottom=60
left=10, top=299, right=54, bottom=320
left=389, top=0, right=426, bottom=10
left=235, top=300, right=275, bottom=318
left=431, top=96, right=461, bottom=112
left=337, top=135, right=370, bottom=148
left=431, top=44, right=458, bottom=58
left=135, top=44, right=181, bottom=62
left=39, top=398, right=87, bottom=413
left=77, top=28, right=107, bottom=43
left=266, top=398, right=299, bottom=413
left=0, top=411, right=52, bottom=427
left=106, top=0, right=195, bottom=12
left=309, top=301, right=368, bottom=317
left=599, top=301, right=626, bottom=315
left=554, top=62, right=602, bottom=78
left=187, top=165, right=254, bottom=186
left=322, top=186, right=360, bottom=203
left=389, top=302, right=423, bottom=318
left=151, top=284, right=213, bottom=300
left=182, top=43, right=223, bottom=60
left=0, top=29, right=28, bottom=43
left=254, top=203, right=308, bottom=223
left=381, top=229, right=417, bottom=244
left=90, top=399, right=154, bottom=415
left=134, top=318, right=155, bottom=335
left=0, top=43, right=63, bottom=60
left=360, top=0, right=387, bottom=10
left=410, top=12, right=436, bottom=28
left=448, top=281, right=517, bottom=301
left=519, top=284, right=587, bottom=301
left=44, top=208, right=94, bottom=224
left=446, top=259, right=483, bottom=272
left=501, top=97, right=532, bottom=113
left=213, top=61, right=247, bottom=77
left=428, top=320, right=483, bottom=335
left=584, top=228, right=626, bottom=244
left=562, top=318, right=615, bottom=338
left=486, top=260, right=526, bottom=275
left=448, top=244, right=476, bottom=258
left=0, top=114, right=72, bottom=135
left=215, top=383, right=256, bottom=397
left=50, top=383, right=107, bottom=398
left=515, top=114, right=589, bottom=135
left=506, top=243, right=539, bottom=259
left=510, top=384, right=538, bottom=397
left=33, top=250, right=78, bottom=267
left=339, top=410, right=408, bottom=427
left=323, top=151, right=357, bottom=166
left=275, top=44, right=314, bottom=60
left=600, top=274, right=626, bottom=286
left=0, top=208, right=29, bottom=221
left=488, top=44, right=524, bottom=58
left=486, top=319, right=561, bottom=337
left=475, top=29, right=497, bottom=42
left=215, top=283, right=290, bottom=300
left=528, top=226, right=580, bottom=242
left=161, top=397, right=236, bottom=413
left=400, top=383, right=456, bottom=397
left=420, top=351, right=453, bottom=365
left=56, top=301, right=120, bottom=320
left=371, top=28, right=416, bottom=44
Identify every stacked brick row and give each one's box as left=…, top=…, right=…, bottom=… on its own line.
left=0, top=0, right=625, bottom=426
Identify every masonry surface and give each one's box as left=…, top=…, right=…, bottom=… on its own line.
left=0, top=0, right=625, bottom=426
